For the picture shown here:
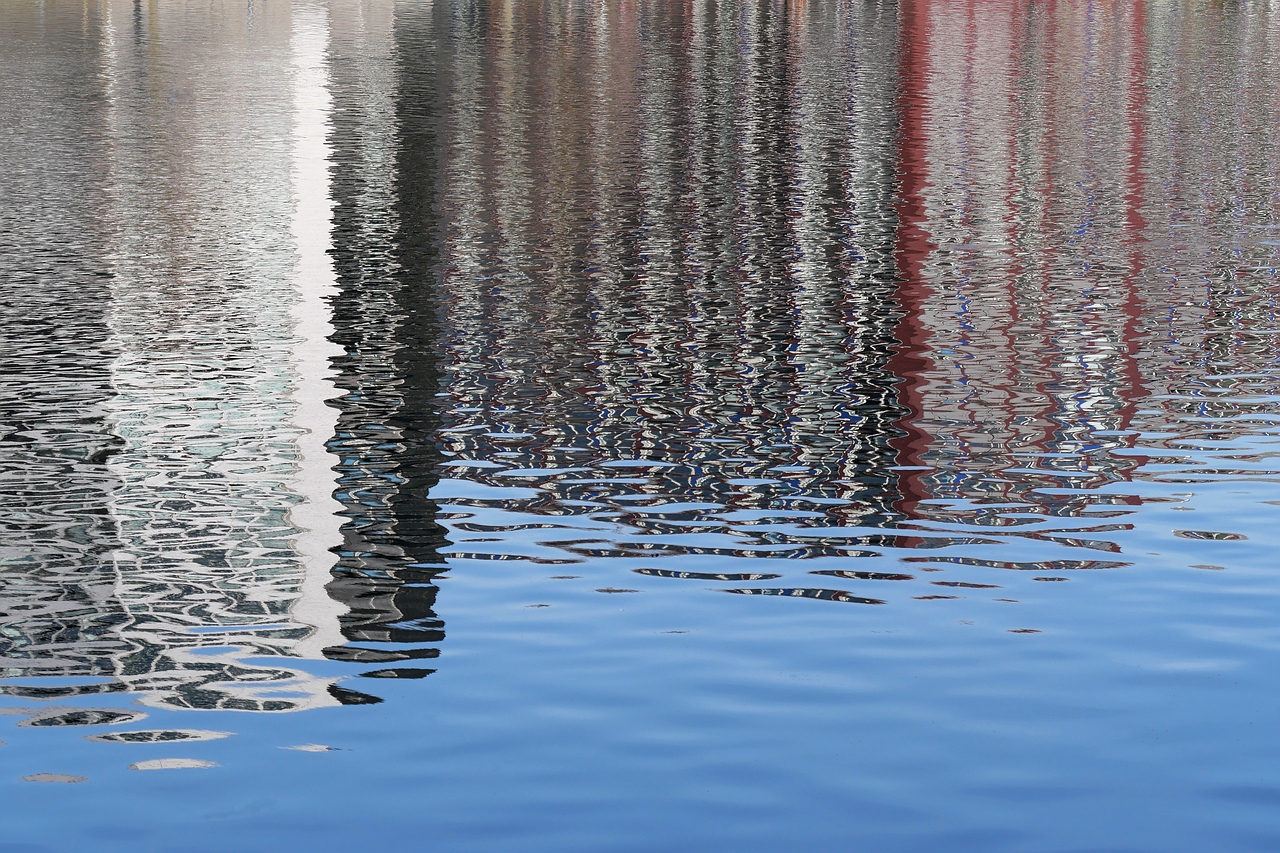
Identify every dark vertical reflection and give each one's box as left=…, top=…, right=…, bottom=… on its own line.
left=324, top=3, right=450, bottom=667
left=424, top=0, right=910, bottom=567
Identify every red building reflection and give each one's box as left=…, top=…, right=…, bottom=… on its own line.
left=888, top=0, right=1280, bottom=522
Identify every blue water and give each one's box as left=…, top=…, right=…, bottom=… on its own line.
left=3, top=1, right=1280, bottom=850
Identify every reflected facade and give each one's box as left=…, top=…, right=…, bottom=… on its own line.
left=1, top=0, right=1280, bottom=710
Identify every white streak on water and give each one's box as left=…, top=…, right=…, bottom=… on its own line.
left=288, top=1, right=347, bottom=658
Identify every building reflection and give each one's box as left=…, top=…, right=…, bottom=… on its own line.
left=0, top=0, right=398, bottom=712
left=2, top=0, right=1280, bottom=719
left=890, top=0, right=1280, bottom=530
left=418, top=0, right=911, bottom=565
left=323, top=0, right=450, bottom=668
left=404, top=0, right=1280, bottom=571
left=0, top=0, right=454, bottom=715
left=0, top=0, right=126, bottom=687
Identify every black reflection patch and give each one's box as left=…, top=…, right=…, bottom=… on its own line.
left=901, top=557, right=1128, bottom=571
left=23, top=709, right=146, bottom=728
left=931, top=581, right=1001, bottom=589
left=444, top=552, right=581, bottom=564
left=359, top=668, right=435, bottom=679
left=327, top=685, right=383, bottom=705
left=634, top=569, right=782, bottom=581
left=724, top=588, right=885, bottom=605
left=323, top=646, right=440, bottom=663
left=810, top=570, right=913, bottom=581
left=1174, top=530, right=1247, bottom=541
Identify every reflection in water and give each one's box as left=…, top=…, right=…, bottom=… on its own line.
left=3, top=0, right=1280, bottom=847
left=894, top=1, right=1280, bottom=516
left=1, top=0, right=1279, bottom=702
left=0, top=0, right=361, bottom=712
left=401, top=0, right=1280, bottom=609
left=324, top=0, right=450, bottom=666
left=0, top=2, right=122, bottom=681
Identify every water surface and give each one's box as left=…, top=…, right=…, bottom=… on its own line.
left=3, top=1, right=1280, bottom=851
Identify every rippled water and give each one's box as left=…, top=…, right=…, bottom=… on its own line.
left=3, top=1, right=1280, bottom=850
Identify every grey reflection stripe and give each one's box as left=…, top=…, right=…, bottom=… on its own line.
left=185, top=624, right=296, bottom=634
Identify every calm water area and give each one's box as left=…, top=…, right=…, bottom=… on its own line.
left=3, top=0, right=1280, bottom=850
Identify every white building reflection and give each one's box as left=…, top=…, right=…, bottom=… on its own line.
left=0, top=0, right=398, bottom=713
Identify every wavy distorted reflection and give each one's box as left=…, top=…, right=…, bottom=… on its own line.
left=423, top=0, right=910, bottom=584
left=408, top=0, right=1280, bottom=609
left=889, top=0, right=1280, bottom=523
left=6, top=1, right=1280, bottom=848
left=0, top=0, right=371, bottom=716
left=0, top=0, right=1279, bottom=743
left=323, top=0, right=450, bottom=672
